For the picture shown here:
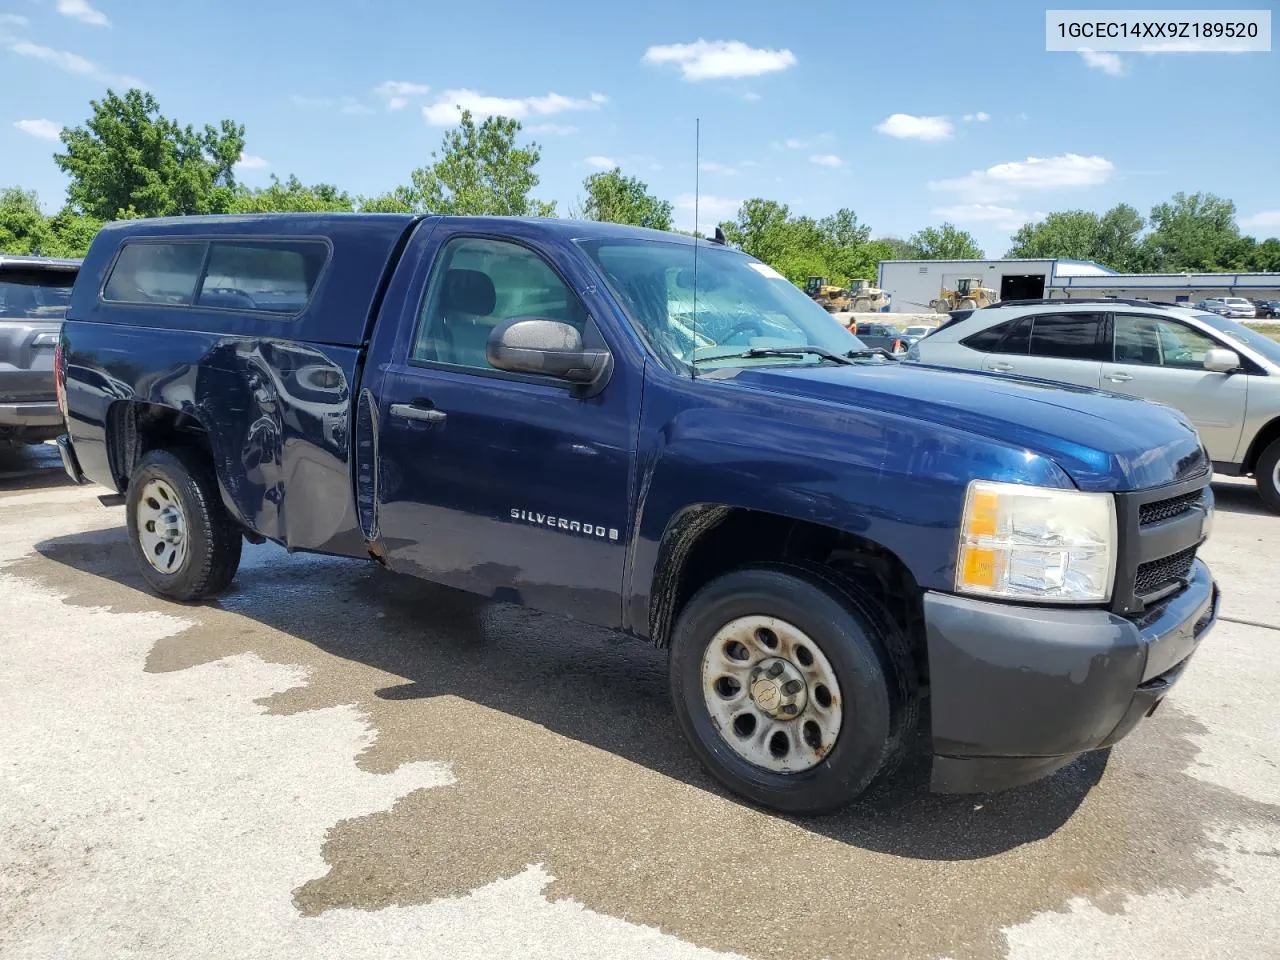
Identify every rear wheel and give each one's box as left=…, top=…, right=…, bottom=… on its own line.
left=854, top=298, right=872, bottom=312
left=958, top=298, right=979, bottom=310
left=126, top=449, right=242, bottom=601
left=1255, top=438, right=1280, bottom=514
left=669, top=565, right=915, bottom=814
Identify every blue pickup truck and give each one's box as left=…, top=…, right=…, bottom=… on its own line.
left=55, top=214, right=1218, bottom=813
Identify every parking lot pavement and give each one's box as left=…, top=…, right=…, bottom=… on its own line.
left=1, top=446, right=1278, bottom=960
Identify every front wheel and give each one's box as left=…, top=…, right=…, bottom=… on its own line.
left=126, top=449, right=243, bottom=601
left=1255, top=438, right=1280, bottom=514
left=668, top=565, right=915, bottom=814
left=854, top=298, right=871, bottom=312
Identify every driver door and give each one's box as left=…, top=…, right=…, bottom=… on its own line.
left=372, top=231, right=638, bottom=627
left=1101, top=312, right=1247, bottom=461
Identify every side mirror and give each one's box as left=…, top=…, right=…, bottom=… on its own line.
left=1203, top=348, right=1240, bottom=373
left=487, top=317, right=613, bottom=396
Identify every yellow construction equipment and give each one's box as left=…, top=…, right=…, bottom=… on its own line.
left=848, top=278, right=889, bottom=313
left=804, top=276, right=853, bottom=313
left=930, top=277, right=998, bottom=313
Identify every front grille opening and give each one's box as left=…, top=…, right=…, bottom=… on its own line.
left=1135, top=546, right=1197, bottom=598
left=1139, top=490, right=1203, bottom=526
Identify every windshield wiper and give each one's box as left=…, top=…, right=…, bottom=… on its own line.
left=847, top=348, right=901, bottom=361
left=693, top=345, right=857, bottom=366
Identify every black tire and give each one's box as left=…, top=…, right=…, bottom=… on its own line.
left=668, top=564, right=916, bottom=815
left=1255, top=438, right=1280, bottom=514
left=126, top=448, right=242, bottom=601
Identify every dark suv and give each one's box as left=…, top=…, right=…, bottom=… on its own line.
left=0, top=256, right=80, bottom=446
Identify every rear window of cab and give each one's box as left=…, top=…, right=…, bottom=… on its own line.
left=102, top=239, right=330, bottom=317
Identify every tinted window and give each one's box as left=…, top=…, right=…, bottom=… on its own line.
left=962, top=317, right=1030, bottom=354
left=197, top=241, right=328, bottom=314
left=1114, top=314, right=1220, bottom=369
left=0, top=268, right=75, bottom=319
left=1028, top=313, right=1106, bottom=360
left=104, top=242, right=206, bottom=305
left=412, top=237, right=591, bottom=371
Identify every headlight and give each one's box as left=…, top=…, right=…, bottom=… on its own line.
left=956, top=480, right=1117, bottom=604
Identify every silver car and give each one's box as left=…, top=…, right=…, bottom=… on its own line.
left=909, top=298, right=1280, bottom=511
left=1, top=256, right=80, bottom=446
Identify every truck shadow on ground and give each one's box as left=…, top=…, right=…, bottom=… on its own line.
left=34, top=525, right=1109, bottom=865
left=1210, top=479, right=1272, bottom=517
left=0, top=445, right=74, bottom=493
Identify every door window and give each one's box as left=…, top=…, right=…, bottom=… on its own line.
left=961, top=317, right=1031, bottom=354
left=1027, top=313, right=1107, bottom=361
left=1113, top=314, right=1218, bottom=369
left=412, top=237, right=590, bottom=371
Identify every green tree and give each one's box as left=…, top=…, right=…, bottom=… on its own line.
left=0, top=188, right=53, bottom=254
left=1250, top=237, right=1280, bottom=272
left=908, top=222, right=985, bottom=259
left=719, top=199, right=793, bottom=266
left=366, top=110, right=555, bottom=217
left=1095, top=203, right=1147, bottom=271
left=1143, top=191, right=1240, bottom=271
left=573, top=167, right=672, bottom=230
left=55, top=89, right=245, bottom=220
left=1006, top=210, right=1100, bottom=261
left=874, top=237, right=917, bottom=260
left=719, top=200, right=886, bottom=286
left=232, top=175, right=355, bottom=213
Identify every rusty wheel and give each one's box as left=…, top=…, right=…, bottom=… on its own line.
left=700, top=616, right=844, bottom=773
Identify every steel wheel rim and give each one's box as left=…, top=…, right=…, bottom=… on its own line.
left=700, top=615, right=843, bottom=774
left=136, top=478, right=188, bottom=575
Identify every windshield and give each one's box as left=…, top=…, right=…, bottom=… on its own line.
left=0, top=272, right=75, bottom=319
left=578, top=238, right=866, bottom=370
left=1194, top=312, right=1280, bottom=366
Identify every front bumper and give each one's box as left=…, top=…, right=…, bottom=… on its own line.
left=924, top=559, right=1217, bottom=793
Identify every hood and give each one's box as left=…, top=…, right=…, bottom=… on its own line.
left=716, top=361, right=1207, bottom=492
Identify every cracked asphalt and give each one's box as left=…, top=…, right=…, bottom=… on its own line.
left=1, top=442, right=1277, bottom=959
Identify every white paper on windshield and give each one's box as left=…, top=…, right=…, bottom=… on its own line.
left=748, top=262, right=786, bottom=280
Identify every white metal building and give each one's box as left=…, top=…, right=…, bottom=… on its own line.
left=876, top=257, right=1280, bottom=313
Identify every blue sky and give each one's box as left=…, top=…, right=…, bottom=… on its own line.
left=2, top=0, right=1277, bottom=254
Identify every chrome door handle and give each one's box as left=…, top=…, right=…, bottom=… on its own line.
left=990, top=362, right=1014, bottom=372
left=1105, top=373, right=1133, bottom=383
left=390, top=403, right=447, bottom=423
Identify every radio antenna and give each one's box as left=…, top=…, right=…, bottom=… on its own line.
left=690, top=117, right=700, bottom=381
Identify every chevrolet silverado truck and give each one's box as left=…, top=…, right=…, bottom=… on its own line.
left=1, top=255, right=80, bottom=446
left=56, top=214, right=1219, bottom=813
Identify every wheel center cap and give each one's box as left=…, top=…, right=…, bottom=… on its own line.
left=749, top=657, right=808, bottom=719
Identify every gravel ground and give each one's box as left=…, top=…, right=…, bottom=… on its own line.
left=1, top=444, right=1277, bottom=960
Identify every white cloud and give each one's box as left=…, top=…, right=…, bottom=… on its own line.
left=1241, top=211, right=1280, bottom=231
left=673, top=193, right=741, bottom=233
left=698, top=161, right=737, bottom=175
left=8, top=39, right=94, bottom=74
left=809, top=154, right=843, bottom=168
left=584, top=155, right=617, bottom=170
left=642, top=39, right=796, bottom=80
left=0, top=13, right=29, bottom=25
left=933, top=203, right=1042, bottom=230
left=929, top=153, right=1115, bottom=202
left=13, top=118, right=61, bottom=140
left=56, top=0, right=109, bottom=26
left=375, top=80, right=430, bottom=111
left=741, top=91, right=761, bottom=102
left=423, top=88, right=605, bottom=125
left=875, top=113, right=953, bottom=141
left=526, top=123, right=577, bottom=135
left=5, top=39, right=142, bottom=86
left=235, top=153, right=269, bottom=171
left=962, top=111, right=991, bottom=122
left=1079, top=49, right=1127, bottom=76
